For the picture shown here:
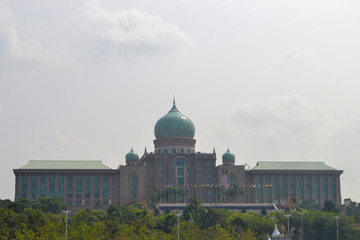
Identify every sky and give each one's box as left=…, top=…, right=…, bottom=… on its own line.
left=0, top=0, right=359, bottom=202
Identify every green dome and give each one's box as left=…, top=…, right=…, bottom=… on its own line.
left=125, top=148, right=139, bottom=161
left=222, top=148, right=235, bottom=161
left=154, top=102, right=195, bottom=139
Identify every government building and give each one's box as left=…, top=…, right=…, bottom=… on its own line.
left=13, top=101, right=343, bottom=209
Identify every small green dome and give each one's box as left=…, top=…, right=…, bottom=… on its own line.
left=125, top=148, right=139, bottom=161
left=154, top=102, right=195, bottom=139
left=222, top=148, right=235, bottom=162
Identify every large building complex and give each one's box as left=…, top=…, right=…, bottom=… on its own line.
left=13, top=101, right=343, bottom=208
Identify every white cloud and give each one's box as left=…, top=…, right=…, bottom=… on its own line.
left=275, top=47, right=328, bottom=71
left=79, top=0, right=196, bottom=55
left=226, top=96, right=320, bottom=161
left=0, top=0, right=55, bottom=66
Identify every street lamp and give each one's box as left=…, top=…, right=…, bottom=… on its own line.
left=284, top=214, right=291, bottom=235
left=299, top=212, right=304, bottom=240
left=62, top=210, right=71, bottom=240
left=174, top=212, right=182, bottom=240
left=335, top=216, right=340, bottom=240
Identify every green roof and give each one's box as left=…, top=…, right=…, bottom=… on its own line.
left=19, top=160, right=111, bottom=170
left=154, top=102, right=195, bottom=139
left=250, top=161, right=338, bottom=171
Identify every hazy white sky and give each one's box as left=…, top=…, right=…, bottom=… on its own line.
left=1, top=0, right=359, bottom=202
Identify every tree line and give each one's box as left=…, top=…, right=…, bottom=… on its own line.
left=0, top=197, right=360, bottom=239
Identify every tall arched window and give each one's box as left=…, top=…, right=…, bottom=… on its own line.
left=174, top=158, right=188, bottom=185
left=130, top=176, right=136, bottom=198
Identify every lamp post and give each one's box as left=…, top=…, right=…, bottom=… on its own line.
left=62, top=210, right=71, bottom=240
left=284, top=214, right=291, bottom=235
left=175, top=213, right=182, bottom=240
left=335, top=216, right=340, bottom=240
left=299, top=212, right=304, bottom=240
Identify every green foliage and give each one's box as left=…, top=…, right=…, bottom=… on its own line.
left=32, top=197, right=66, bottom=214
left=1, top=198, right=360, bottom=239
left=261, top=208, right=267, bottom=216
left=322, top=200, right=337, bottom=212
left=182, top=197, right=206, bottom=223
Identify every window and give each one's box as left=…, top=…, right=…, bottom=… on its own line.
left=257, top=176, right=262, bottom=197
left=159, top=171, right=163, bottom=176
left=149, top=160, right=153, bottom=166
left=281, top=176, right=287, bottom=197
left=149, top=171, right=153, bottom=176
left=181, top=148, right=184, bottom=153
left=76, top=175, right=82, bottom=197
left=174, top=158, right=188, bottom=186
left=58, top=175, right=64, bottom=198
left=198, top=160, right=202, bottom=166
left=172, top=148, right=176, bottom=153
left=230, top=175, right=235, bottom=185
left=198, top=171, right=203, bottom=176
left=149, top=178, right=153, bottom=186
left=306, top=176, right=312, bottom=198
left=159, top=178, right=163, bottom=185
left=171, top=178, right=175, bottom=185
left=103, top=175, right=108, bottom=198
left=314, top=176, right=319, bottom=197
left=198, top=178, right=203, bottom=185
left=187, top=168, right=190, bottom=176
left=85, top=175, right=90, bottom=197
left=171, top=168, right=175, bottom=176
left=130, top=176, right=136, bottom=198
left=290, top=176, right=295, bottom=196
left=22, top=175, right=28, bottom=198
left=274, top=176, right=279, bottom=196
left=208, top=178, right=212, bottom=184
left=187, top=178, right=190, bottom=185
left=207, top=160, right=211, bottom=166
left=31, top=175, right=37, bottom=198
left=40, top=175, right=46, bottom=197
left=208, top=171, right=212, bottom=176
left=330, top=176, right=336, bottom=199
left=49, top=175, right=55, bottom=197
left=67, top=175, right=73, bottom=197
left=322, top=176, right=328, bottom=198
left=158, top=160, right=163, bottom=166
left=165, top=149, right=168, bottom=154
left=158, top=149, right=160, bottom=153
left=266, top=176, right=271, bottom=199
left=94, top=175, right=99, bottom=197
left=298, top=176, right=303, bottom=198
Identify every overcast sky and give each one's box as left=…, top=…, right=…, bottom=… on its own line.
left=1, top=0, right=359, bottom=202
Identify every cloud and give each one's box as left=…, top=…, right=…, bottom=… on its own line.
left=79, top=0, right=196, bottom=55
left=0, top=0, right=55, bottom=66
left=226, top=96, right=320, bottom=160
left=275, top=47, right=328, bottom=71
left=232, top=95, right=318, bottom=129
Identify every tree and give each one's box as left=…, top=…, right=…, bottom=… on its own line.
left=261, top=208, right=267, bottom=216
left=182, top=197, right=206, bottom=224
left=322, top=200, right=337, bottom=212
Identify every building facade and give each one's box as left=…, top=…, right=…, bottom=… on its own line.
left=14, top=101, right=343, bottom=208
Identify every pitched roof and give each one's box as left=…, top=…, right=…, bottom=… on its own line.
left=19, top=160, right=111, bottom=170
left=250, top=161, right=338, bottom=171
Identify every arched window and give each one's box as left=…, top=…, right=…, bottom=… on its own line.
left=130, top=176, right=136, bottom=198
left=174, top=158, right=188, bottom=185
left=230, top=175, right=235, bottom=185
left=181, top=148, right=184, bottom=153
left=165, top=148, right=168, bottom=154
left=172, top=148, right=176, bottom=154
